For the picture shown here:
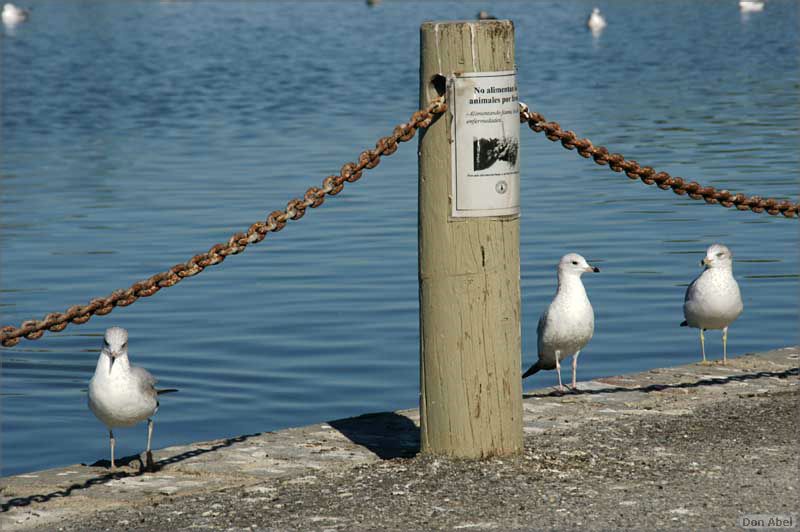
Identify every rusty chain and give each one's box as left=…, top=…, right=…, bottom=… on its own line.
left=0, top=98, right=448, bottom=348
left=519, top=104, right=798, bottom=219
left=3, top=96, right=794, bottom=348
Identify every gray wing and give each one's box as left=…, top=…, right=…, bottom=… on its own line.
left=130, top=365, right=157, bottom=395
left=536, top=309, right=548, bottom=356
left=684, top=276, right=698, bottom=303
left=682, top=272, right=704, bottom=326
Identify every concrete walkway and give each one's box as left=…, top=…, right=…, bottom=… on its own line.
left=2, top=347, right=798, bottom=531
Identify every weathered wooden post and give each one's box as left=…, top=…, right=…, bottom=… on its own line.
left=418, top=20, right=523, bottom=457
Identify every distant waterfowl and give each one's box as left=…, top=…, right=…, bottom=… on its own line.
left=587, top=7, right=606, bottom=32
left=2, top=3, right=29, bottom=26
left=681, top=244, right=743, bottom=365
left=366, top=0, right=381, bottom=6
left=739, top=0, right=764, bottom=12
left=477, top=10, right=497, bottom=20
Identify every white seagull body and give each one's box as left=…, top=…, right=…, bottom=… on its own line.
left=587, top=7, right=606, bottom=32
left=739, top=0, right=764, bottom=12
left=88, top=327, right=177, bottom=469
left=2, top=3, right=28, bottom=26
left=523, top=253, right=600, bottom=391
left=682, top=244, right=743, bottom=364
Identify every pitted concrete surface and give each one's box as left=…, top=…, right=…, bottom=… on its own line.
left=2, top=347, right=798, bottom=531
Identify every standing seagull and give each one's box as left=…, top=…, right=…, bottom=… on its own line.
left=681, top=244, right=743, bottom=364
left=88, top=327, right=177, bottom=470
left=2, top=3, right=29, bottom=26
left=587, top=7, right=606, bottom=33
left=523, top=253, right=600, bottom=391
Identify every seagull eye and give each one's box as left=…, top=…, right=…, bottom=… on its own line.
left=122, top=342, right=127, bottom=350
left=716, top=252, right=724, bottom=258
left=571, top=261, right=578, bottom=265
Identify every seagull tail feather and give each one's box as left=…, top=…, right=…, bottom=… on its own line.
left=156, top=388, right=179, bottom=395
left=680, top=320, right=688, bottom=327
left=522, top=361, right=542, bottom=379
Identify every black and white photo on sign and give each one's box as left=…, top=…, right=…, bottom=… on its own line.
left=473, top=136, right=519, bottom=171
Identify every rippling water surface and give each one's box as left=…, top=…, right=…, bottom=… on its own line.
left=2, top=0, right=798, bottom=476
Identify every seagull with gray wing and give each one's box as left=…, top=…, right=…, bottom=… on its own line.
left=681, top=243, right=743, bottom=364
left=88, top=327, right=177, bottom=470
left=523, top=253, right=600, bottom=392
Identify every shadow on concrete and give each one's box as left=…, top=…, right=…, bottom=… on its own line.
left=523, top=367, right=800, bottom=399
left=1, top=432, right=261, bottom=513
left=329, top=412, right=420, bottom=460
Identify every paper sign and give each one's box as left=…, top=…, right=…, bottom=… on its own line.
left=449, top=70, right=520, bottom=218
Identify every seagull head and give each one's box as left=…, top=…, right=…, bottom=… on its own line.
left=701, top=243, right=734, bottom=270
left=558, top=253, right=600, bottom=277
left=102, top=326, right=128, bottom=373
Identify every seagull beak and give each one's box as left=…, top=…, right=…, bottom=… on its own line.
left=701, top=258, right=710, bottom=267
left=107, top=350, right=121, bottom=374
left=585, top=265, right=599, bottom=273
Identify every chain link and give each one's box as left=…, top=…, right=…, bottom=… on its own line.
left=0, top=99, right=448, bottom=348
left=519, top=104, right=798, bottom=219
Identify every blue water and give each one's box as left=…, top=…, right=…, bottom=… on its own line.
left=1, top=0, right=797, bottom=477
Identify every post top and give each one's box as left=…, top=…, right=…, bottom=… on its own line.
left=420, top=19, right=514, bottom=30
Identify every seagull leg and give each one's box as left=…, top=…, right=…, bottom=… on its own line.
left=700, top=329, right=706, bottom=363
left=109, top=430, right=116, bottom=469
left=555, top=352, right=564, bottom=392
left=571, top=351, right=581, bottom=391
left=722, top=327, right=729, bottom=365
left=146, top=418, right=155, bottom=472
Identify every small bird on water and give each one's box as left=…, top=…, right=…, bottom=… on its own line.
left=739, top=0, right=764, bottom=13
left=2, top=3, right=29, bottom=26
left=681, top=243, right=743, bottom=364
left=523, top=253, right=600, bottom=392
left=88, top=327, right=177, bottom=470
left=586, top=7, right=607, bottom=33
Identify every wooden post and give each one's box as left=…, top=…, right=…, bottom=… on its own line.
left=418, top=20, right=522, bottom=458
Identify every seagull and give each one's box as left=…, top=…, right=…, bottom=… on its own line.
left=2, top=3, right=29, bottom=26
left=88, top=327, right=177, bottom=470
left=587, top=7, right=606, bottom=32
left=523, top=253, right=600, bottom=392
left=739, top=0, right=764, bottom=12
left=681, top=244, right=743, bottom=364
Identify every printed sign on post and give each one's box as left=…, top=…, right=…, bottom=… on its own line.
left=449, top=70, right=520, bottom=218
